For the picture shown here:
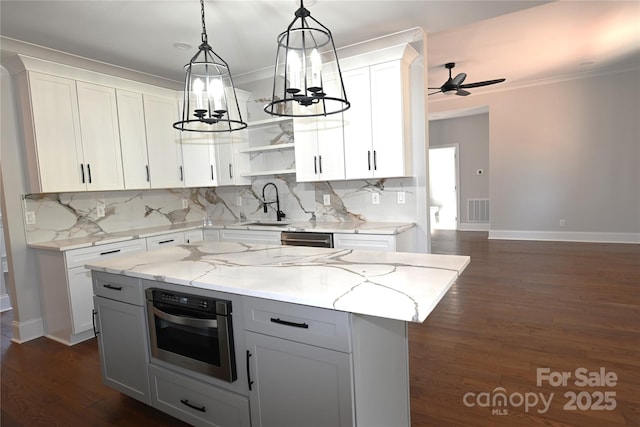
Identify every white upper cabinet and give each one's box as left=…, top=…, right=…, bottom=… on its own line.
left=18, top=72, right=124, bottom=192
left=293, top=74, right=346, bottom=182
left=181, top=130, right=216, bottom=187
left=214, top=89, right=251, bottom=186
left=116, top=90, right=151, bottom=189
left=342, top=44, right=418, bottom=180
left=75, top=81, right=124, bottom=191
left=144, top=95, right=185, bottom=188
left=20, top=71, right=86, bottom=193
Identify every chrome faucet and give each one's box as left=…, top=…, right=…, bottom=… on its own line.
left=262, top=182, right=286, bottom=221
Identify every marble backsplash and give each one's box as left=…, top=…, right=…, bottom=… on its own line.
left=24, top=177, right=416, bottom=244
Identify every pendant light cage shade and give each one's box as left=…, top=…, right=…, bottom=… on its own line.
left=264, top=3, right=350, bottom=117
left=173, top=1, right=247, bottom=132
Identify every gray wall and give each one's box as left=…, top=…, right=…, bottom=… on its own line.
left=1, top=66, right=44, bottom=341
left=429, top=113, right=490, bottom=228
left=429, top=68, right=640, bottom=242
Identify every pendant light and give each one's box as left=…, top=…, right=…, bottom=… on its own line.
left=264, top=0, right=350, bottom=117
left=173, top=0, right=247, bottom=132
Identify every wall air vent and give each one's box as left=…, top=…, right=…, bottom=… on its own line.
left=468, top=199, right=490, bottom=223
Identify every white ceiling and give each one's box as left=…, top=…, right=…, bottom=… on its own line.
left=1, top=1, right=638, bottom=93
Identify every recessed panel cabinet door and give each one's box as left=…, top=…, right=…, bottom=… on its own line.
left=369, top=61, right=409, bottom=178
left=181, top=131, right=216, bottom=187
left=342, top=67, right=373, bottom=180
left=144, top=95, right=184, bottom=188
left=26, top=72, right=85, bottom=192
left=76, top=81, right=124, bottom=190
left=93, top=295, right=151, bottom=405
left=116, top=90, right=151, bottom=189
left=246, top=331, right=354, bottom=427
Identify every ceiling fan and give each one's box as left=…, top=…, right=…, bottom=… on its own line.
left=428, top=62, right=505, bottom=96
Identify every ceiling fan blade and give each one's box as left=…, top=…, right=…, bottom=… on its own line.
left=452, top=73, right=467, bottom=86
left=428, top=89, right=444, bottom=96
left=427, top=87, right=443, bottom=90
left=459, top=78, right=506, bottom=89
left=456, top=89, right=471, bottom=96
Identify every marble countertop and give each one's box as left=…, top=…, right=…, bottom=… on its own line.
left=86, top=241, right=469, bottom=323
left=28, top=220, right=414, bottom=251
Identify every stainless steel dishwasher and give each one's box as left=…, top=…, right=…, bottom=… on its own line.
left=280, top=231, right=334, bottom=248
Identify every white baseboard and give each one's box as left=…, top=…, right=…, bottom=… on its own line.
left=11, top=317, right=45, bottom=343
left=489, top=230, right=640, bottom=244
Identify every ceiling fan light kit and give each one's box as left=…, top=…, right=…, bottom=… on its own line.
left=173, top=0, right=247, bottom=133
left=428, top=62, right=505, bottom=97
left=263, top=0, right=350, bottom=117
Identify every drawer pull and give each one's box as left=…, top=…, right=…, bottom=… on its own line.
left=102, top=284, right=123, bottom=291
left=270, top=317, right=309, bottom=329
left=180, top=399, right=206, bottom=413
left=99, top=249, right=121, bottom=256
left=158, top=239, right=175, bottom=245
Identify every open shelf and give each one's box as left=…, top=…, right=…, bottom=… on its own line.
left=239, top=143, right=295, bottom=154
left=247, top=116, right=292, bottom=129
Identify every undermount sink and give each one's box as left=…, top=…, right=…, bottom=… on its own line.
left=242, top=222, right=289, bottom=227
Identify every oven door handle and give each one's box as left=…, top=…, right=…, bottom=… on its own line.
left=151, top=306, right=219, bottom=329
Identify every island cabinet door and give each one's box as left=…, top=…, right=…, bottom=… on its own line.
left=245, top=331, right=354, bottom=427
left=93, top=295, right=151, bottom=405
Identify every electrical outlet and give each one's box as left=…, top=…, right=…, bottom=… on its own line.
left=96, top=201, right=105, bottom=218
left=372, top=192, right=380, bottom=205
left=182, top=199, right=189, bottom=209
left=397, top=191, right=405, bottom=204
left=323, top=194, right=331, bottom=206
left=559, top=219, right=566, bottom=227
left=25, top=211, right=36, bottom=225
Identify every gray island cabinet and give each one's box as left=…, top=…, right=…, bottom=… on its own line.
left=88, top=241, right=469, bottom=427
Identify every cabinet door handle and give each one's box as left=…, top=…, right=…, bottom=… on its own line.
left=180, top=399, right=206, bottom=413
left=373, top=150, right=377, bottom=170
left=80, top=164, right=85, bottom=184
left=210, top=164, right=215, bottom=181
left=270, top=317, right=310, bottom=329
left=145, top=165, right=150, bottom=182
left=367, top=151, right=371, bottom=171
left=99, top=249, right=121, bottom=256
left=246, top=350, right=254, bottom=391
left=92, top=309, right=99, bottom=336
left=102, top=284, right=123, bottom=291
left=158, top=239, right=175, bottom=245
left=179, top=166, right=184, bottom=181
left=318, top=155, right=323, bottom=174
left=229, top=163, right=233, bottom=179
left=87, top=163, right=92, bottom=184
left=313, top=156, right=318, bottom=174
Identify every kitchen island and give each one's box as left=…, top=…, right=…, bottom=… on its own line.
left=87, top=241, right=469, bottom=427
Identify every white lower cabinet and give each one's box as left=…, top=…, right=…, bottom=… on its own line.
left=333, top=229, right=414, bottom=252
left=245, top=331, right=354, bottom=427
left=149, top=364, right=251, bottom=427
left=35, top=238, right=146, bottom=345
left=146, top=229, right=204, bottom=249
left=93, top=272, right=150, bottom=404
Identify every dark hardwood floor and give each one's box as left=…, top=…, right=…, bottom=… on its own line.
left=1, top=231, right=638, bottom=426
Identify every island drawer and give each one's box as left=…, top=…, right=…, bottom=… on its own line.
left=93, top=272, right=145, bottom=306
left=243, top=296, right=352, bottom=353
left=149, top=364, right=250, bottom=427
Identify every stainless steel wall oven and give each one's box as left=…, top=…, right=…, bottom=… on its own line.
left=145, top=288, right=237, bottom=382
